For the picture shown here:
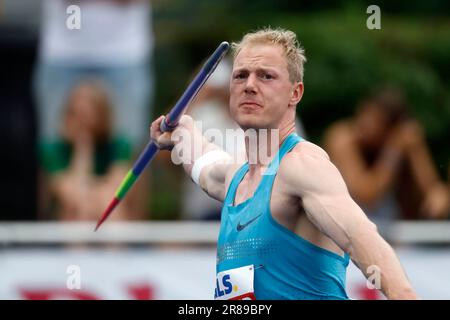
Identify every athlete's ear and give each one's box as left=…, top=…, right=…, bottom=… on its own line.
left=289, top=82, right=304, bottom=108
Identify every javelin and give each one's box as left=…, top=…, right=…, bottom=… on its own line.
left=95, top=41, right=230, bottom=231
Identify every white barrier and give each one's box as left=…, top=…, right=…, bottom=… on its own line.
left=1, top=221, right=450, bottom=244
left=0, top=222, right=220, bottom=244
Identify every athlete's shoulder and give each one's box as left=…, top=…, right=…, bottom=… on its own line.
left=286, top=139, right=330, bottom=163
left=278, top=140, right=339, bottom=193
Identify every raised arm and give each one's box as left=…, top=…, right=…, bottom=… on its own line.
left=280, top=143, right=417, bottom=299
left=150, top=115, right=239, bottom=202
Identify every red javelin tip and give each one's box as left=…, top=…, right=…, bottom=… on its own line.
left=94, top=197, right=120, bottom=232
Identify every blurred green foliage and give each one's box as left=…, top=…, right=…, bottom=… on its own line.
left=149, top=0, right=450, bottom=218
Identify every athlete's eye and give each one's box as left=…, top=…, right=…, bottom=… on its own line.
left=233, top=72, right=247, bottom=80
left=263, top=73, right=274, bottom=80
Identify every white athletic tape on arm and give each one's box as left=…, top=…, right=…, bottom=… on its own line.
left=191, top=150, right=232, bottom=185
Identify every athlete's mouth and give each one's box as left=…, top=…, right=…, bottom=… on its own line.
left=239, top=101, right=262, bottom=109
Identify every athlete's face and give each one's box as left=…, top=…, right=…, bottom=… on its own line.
left=229, top=44, right=303, bottom=130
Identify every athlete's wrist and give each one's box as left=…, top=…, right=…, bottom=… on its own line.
left=191, top=149, right=232, bottom=185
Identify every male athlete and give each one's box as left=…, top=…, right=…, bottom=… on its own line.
left=150, top=28, right=417, bottom=300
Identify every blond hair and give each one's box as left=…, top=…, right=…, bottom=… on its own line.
left=231, top=27, right=307, bottom=83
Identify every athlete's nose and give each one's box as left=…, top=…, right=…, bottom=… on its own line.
left=244, top=73, right=257, bottom=95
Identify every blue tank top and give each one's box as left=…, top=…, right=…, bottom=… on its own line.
left=216, top=133, right=349, bottom=300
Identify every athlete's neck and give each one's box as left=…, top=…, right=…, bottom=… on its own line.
left=244, top=122, right=296, bottom=176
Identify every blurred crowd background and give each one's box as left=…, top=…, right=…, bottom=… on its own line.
left=0, top=0, right=449, bottom=234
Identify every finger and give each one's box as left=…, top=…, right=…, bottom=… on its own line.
left=151, top=115, right=165, bottom=131
left=157, top=132, right=173, bottom=151
left=150, top=115, right=166, bottom=137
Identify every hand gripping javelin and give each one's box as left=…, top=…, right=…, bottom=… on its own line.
left=95, top=41, right=230, bottom=231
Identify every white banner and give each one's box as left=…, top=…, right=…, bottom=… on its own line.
left=0, top=248, right=216, bottom=300
left=0, top=246, right=449, bottom=299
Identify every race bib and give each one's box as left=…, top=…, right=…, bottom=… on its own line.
left=214, top=265, right=256, bottom=300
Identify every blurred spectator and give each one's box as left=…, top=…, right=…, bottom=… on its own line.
left=34, top=0, right=154, bottom=150
left=39, top=81, right=135, bottom=221
left=34, top=0, right=154, bottom=219
left=323, top=87, right=450, bottom=234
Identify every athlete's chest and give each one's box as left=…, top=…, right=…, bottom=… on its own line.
left=233, top=173, right=302, bottom=232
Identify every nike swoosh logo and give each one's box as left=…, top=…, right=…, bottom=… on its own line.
left=236, top=214, right=262, bottom=232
